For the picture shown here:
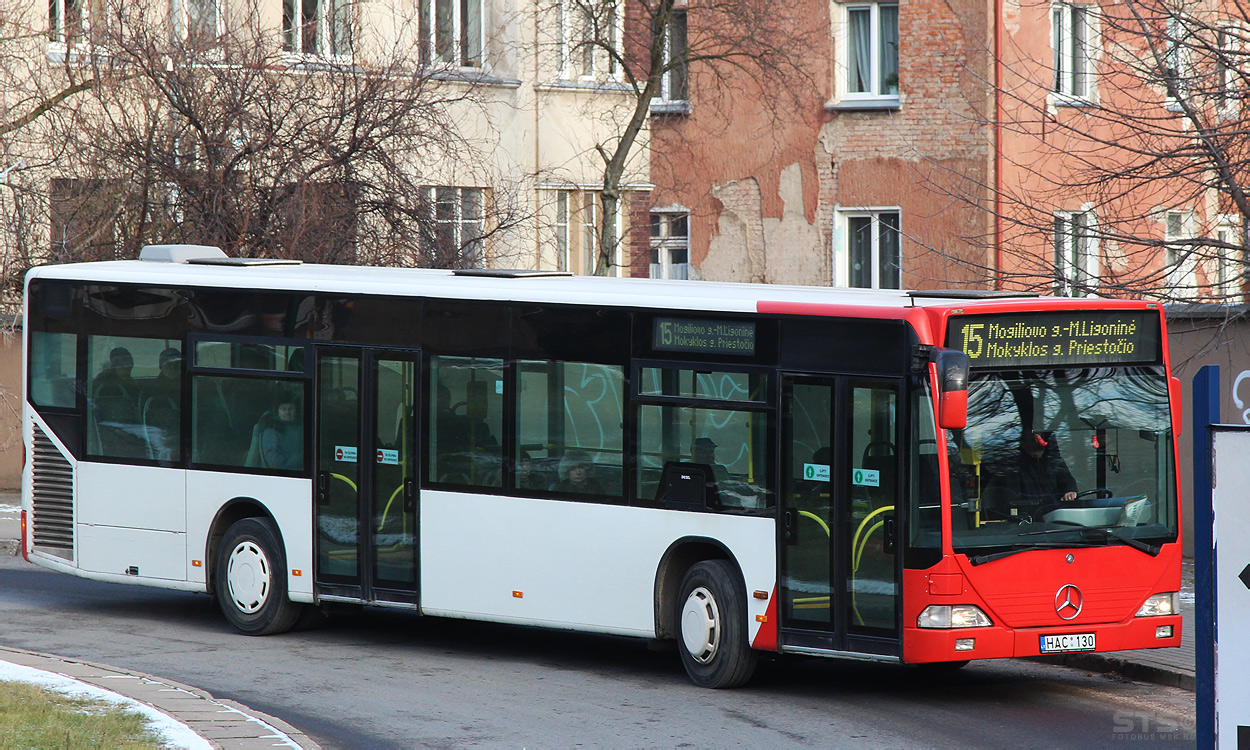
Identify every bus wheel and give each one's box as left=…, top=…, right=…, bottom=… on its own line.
left=215, top=518, right=301, bottom=636
left=677, top=560, right=757, bottom=688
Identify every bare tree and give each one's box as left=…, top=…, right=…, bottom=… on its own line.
left=919, top=0, right=1250, bottom=303
left=551, top=0, right=815, bottom=275
left=6, top=0, right=530, bottom=293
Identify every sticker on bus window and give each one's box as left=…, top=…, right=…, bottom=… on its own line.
left=377, top=449, right=399, bottom=465
left=853, top=468, right=880, bottom=487
left=495, top=380, right=503, bottom=395
left=803, top=463, right=831, bottom=482
left=335, top=446, right=358, bottom=463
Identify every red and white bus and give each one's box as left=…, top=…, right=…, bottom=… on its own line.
left=20, top=245, right=1182, bottom=687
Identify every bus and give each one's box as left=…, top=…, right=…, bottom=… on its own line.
left=20, top=244, right=1182, bottom=688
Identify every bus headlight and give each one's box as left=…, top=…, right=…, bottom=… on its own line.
left=1135, top=592, right=1179, bottom=617
left=917, top=604, right=993, bottom=629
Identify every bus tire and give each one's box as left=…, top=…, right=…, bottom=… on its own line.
left=677, top=560, right=757, bottom=688
left=215, top=518, right=301, bottom=636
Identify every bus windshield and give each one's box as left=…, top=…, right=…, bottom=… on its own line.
left=949, top=365, right=1177, bottom=556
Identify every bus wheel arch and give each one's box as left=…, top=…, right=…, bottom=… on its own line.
left=206, top=499, right=301, bottom=636
left=654, top=537, right=738, bottom=641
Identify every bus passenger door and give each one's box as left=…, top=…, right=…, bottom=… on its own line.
left=780, top=376, right=901, bottom=655
left=314, top=349, right=420, bottom=605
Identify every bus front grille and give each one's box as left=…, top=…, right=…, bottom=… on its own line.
left=31, top=424, right=74, bottom=559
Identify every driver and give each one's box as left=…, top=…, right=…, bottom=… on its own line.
left=984, top=430, right=1078, bottom=518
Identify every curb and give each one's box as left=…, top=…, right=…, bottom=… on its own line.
left=1035, top=652, right=1195, bottom=691
left=0, top=646, right=320, bottom=749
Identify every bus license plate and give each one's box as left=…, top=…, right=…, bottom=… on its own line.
left=1040, top=633, right=1096, bottom=653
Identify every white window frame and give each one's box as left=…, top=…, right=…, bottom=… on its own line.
left=1216, top=25, right=1240, bottom=115
left=1214, top=217, right=1242, bottom=302
left=419, top=0, right=484, bottom=68
left=559, top=0, right=624, bottom=82
left=283, top=0, right=353, bottom=60
left=1053, top=208, right=1098, bottom=297
left=424, top=186, right=486, bottom=267
left=1052, top=2, right=1093, bottom=103
left=1163, top=14, right=1193, bottom=111
left=833, top=208, right=901, bottom=289
left=48, top=0, right=85, bottom=48
left=172, top=0, right=220, bottom=42
left=654, top=7, right=688, bottom=103
left=649, top=210, right=690, bottom=280
left=836, top=2, right=899, bottom=105
left=1163, top=210, right=1197, bottom=299
left=555, top=190, right=570, bottom=272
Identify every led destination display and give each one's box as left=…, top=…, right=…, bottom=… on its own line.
left=945, top=310, right=1160, bottom=368
left=653, top=317, right=756, bottom=355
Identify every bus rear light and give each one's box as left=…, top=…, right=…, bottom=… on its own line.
left=192, top=560, right=202, bottom=567
left=1156, top=625, right=1173, bottom=639
left=1135, top=592, right=1178, bottom=617
left=20, top=510, right=27, bottom=561
left=917, top=604, right=992, bottom=629
left=955, top=638, right=975, bottom=651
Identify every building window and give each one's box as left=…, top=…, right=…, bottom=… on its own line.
left=419, top=0, right=482, bottom=67
left=1163, top=210, right=1196, bottom=298
left=423, top=187, right=485, bottom=268
left=650, top=212, right=689, bottom=279
left=1052, top=3, right=1091, bottom=99
left=1215, top=220, right=1242, bottom=302
left=582, top=190, right=598, bottom=274
left=1053, top=210, right=1097, bottom=296
left=657, top=8, right=687, bottom=102
left=283, top=0, right=352, bottom=57
left=1216, top=26, right=1238, bottom=107
left=555, top=191, right=570, bottom=272
left=48, top=0, right=83, bottom=45
left=836, top=210, right=900, bottom=289
left=560, top=0, right=622, bottom=81
left=172, top=0, right=218, bottom=42
left=841, top=3, right=898, bottom=101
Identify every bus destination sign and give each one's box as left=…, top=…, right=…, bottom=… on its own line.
left=654, top=318, right=756, bottom=356
left=946, top=310, right=1160, bottom=368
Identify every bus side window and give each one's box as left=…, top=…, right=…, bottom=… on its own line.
left=429, top=356, right=503, bottom=488
left=87, top=335, right=179, bottom=461
left=515, top=361, right=624, bottom=501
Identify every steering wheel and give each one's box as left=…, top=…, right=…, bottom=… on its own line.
left=1075, top=488, right=1113, bottom=501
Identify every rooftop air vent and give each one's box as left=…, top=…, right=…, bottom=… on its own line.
left=452, top=268, right=574, bottom=278
left=187, top=256, right=302, bottom=267
left=908, top=289, right=1039, bottom=300
left=139, top=244, right=227, bottom=263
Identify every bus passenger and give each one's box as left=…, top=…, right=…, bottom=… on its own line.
left=92, top=347, right=137, bottom=400
left=551, top=450, right=603, bottom=494
left=692, top=437, right=731, bottom=484
left=984, top=430, right=1077, bottom=518
left=255, top=397, right=304, bottom=470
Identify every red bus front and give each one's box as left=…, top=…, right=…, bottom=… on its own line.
left=903, top=302, right=1182, bottom=663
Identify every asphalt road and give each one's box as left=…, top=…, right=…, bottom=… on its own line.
left=0, top=555, right=1195, bottom=748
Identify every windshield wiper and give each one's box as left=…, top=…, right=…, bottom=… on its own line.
left=968, top=540, right=1099, bottom=566
left=1012, top=524, right=1161, bottom=555
left=1079, top=526, right=1162, bottom=556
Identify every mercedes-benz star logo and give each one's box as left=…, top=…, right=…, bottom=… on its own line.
left=1055, top=584, right=1083, bottom=620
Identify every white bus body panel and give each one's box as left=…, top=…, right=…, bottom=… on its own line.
left=77, top=463, right=185, bottom=532
left=77, top=524, right=186, bottom=581
left=420, top=490, right=777, bottom=640
left=186, top=471, right=313, bottom=599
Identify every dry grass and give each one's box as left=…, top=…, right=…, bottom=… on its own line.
left=0, top=679, right=163, bottom=749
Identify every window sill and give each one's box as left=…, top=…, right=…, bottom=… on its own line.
left=1052, top=94, right=1096, bottom=108
left=650, top=99, right=691, bottom=116
left=536, top=79, right=632, bottom=93
left=430, top=69, right=521, bottom=88
left=825, top=97, right=900, bottom=112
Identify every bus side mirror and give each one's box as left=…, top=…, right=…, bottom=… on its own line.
left=934, top=348, right=969, bottom=430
